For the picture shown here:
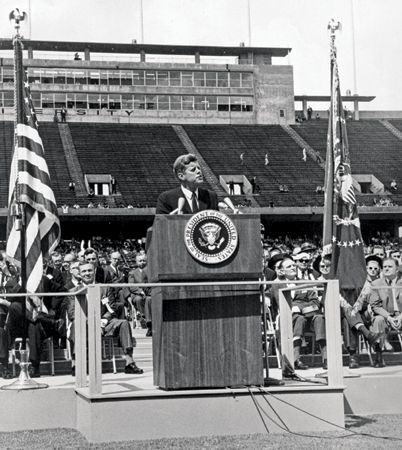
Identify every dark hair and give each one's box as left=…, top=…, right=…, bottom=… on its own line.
left=173, top=154, right=198, bottom=178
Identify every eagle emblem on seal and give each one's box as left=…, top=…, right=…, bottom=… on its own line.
left=198, top=222, right=224, bottom=250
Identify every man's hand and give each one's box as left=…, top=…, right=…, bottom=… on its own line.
left=387, top=315, right=401, bottom=330
left=101, top=318, right=108, bottom=328
left=101, top=297, right=109, bottom=305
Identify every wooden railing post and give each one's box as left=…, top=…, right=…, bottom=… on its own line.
left=325, top=280, right=344, bottom=387
left=75, top=292, right=87, bottom=388
left=278, top=288, right=294, bottom=367
left=87, top=284, right=102, bottom=395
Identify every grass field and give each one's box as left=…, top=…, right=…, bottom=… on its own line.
left=1, top=414, right=402, bottom=449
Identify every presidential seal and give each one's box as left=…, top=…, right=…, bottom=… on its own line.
left=184, top=210, right=238, bottom=264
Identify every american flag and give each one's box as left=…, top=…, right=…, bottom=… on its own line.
left=6, top=35, right=60, bottom=297
left=322, top=41, right=366, bottom=301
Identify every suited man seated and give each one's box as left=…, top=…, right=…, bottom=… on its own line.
left=369, top=257, right=402, bottom=368
left=155, top=153, right=218, bottom=214
left=69, top=262, right=143, bottom=376
left=128, top=253, right=152, bottom=336
left=270, top=256, right=327, bottom=372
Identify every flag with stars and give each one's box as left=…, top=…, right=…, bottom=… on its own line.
left=322, top=42, right=366, bottom=301
left=6, top=35, right=60, bottom=297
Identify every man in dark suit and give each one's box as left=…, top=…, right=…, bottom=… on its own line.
left=128, top=253, right=152, bottom=336
left=156, top=153, right=218, bottom=214
left=369, top=257, right=402, bottom=367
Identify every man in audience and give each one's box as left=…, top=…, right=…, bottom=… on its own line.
left=271, top=256, right=327, bottom=371
left=369, top=258, right=402, bottom=368
left=84, top=248, right=113, bottom=284
left=371, top=245, right=386, bottom=260
left=83, top=262, right=143, bottom=374
left=128, top=254, right=152, bottom=336
left=156, top=153, right=218, bottom=214
left=62, top=253, right=76, bottom=286
left=293, top=252, right=318, bottom=280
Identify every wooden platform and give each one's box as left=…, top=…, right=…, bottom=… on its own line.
left=0, top=328, right=400, bottom=442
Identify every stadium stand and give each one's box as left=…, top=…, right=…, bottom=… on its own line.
left=184, top=124, right=325, bottom=207
left=293, top=120, right=402, bottom=206
left=2, top=120, right=402, bottom=210
left=68, top=123, right=202, bottom=207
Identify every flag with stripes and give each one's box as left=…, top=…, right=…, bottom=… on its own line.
left=6, top=35, right=60, bottom=298
left=322, top=40, right=366, bottom=301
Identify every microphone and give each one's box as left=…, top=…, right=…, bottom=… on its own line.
left=223, top=197, right=241, bottom=214
left=169, top=197, right=186, bottom=215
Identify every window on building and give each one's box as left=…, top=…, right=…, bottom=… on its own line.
left=100, top=70, right=108, bottom=85
left=181, top=72, right=193, bottom=87
left=157, top=71, right=169, bottom=86
left=41, top=93, right=54, bottom=108
left=121, top=94, right=133, bottom=110
left=145, top=71, right=156, bottom=86
left=206, top=72, right=217, bottom=87
left=120, top=71, right=132, bottom=86
left=241, top=72, right=253, bottom=88
left=3, top=91, right=14, bottom=107
left=158, top=95, right=169, bottom=110
left=230, top=72, right=241, bottom=88
left=88, top=94, right=100, bottom=109
left=66, top=93, right=75, bottom=109
left=109, top=94, right=121, bottom=110
left=169, top=71, right=181, bottom=86
left=66, top=70, right=74, bottom=84
left=42, top=70, right=56, bottom=84
left=54, top=69, right=66, bottom=85
left=170, top=95, right=181, bottom=110
left=146, top=95, right=157, bottom=109
left=194, top=72, right=205, bottom=87
left=108, top=71, right=120, bottom=86
left=89, top=71, right=100, bottom=85
left=54, top=93, right=66, bottom=108
left=194, top=96, right=206, bottom=111
left=75, top=93, right=87, bottom=109
left=133, top=71, right=144, bottom=86
left=182, top=96, right=194, bottom=110
left=74, top=70, right=87, bottom=85
left=2, top=67, right=14, bottom=83
left=217, top=72, right=229, bottom=87
left=134, top=94, right=145, bottom=109
left=217, top=96, right=229, bottom=111
left=100, top=94, right=108, bottom=109
left=28, top=68, right=41, bottom=84
left=31, top=92, right=41, bottom=108
left=205, top=96, right=217, bottom=111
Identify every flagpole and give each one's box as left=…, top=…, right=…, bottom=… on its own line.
left=2, top=9, right=47, bottom=390
left=13, top=27, right=28, bottom=353
left=322, top=20, right=340, bottom=255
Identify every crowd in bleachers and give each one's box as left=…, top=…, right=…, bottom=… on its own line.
left=1, top=230, right=402, bottom=379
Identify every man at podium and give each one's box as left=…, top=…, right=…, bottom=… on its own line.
left=156, top=154, right=218, bottom=214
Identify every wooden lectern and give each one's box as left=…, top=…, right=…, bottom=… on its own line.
left=147, top=213, right=264, bottom=389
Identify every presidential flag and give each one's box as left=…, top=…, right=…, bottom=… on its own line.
left=6, top=34, right=60, bottom=296
left=322, top=37, right=366, bottom=301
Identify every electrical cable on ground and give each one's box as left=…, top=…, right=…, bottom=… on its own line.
left=254, top=386, right=402, bottom=442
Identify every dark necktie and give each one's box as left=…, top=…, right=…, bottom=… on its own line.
left=192, top=193, right=199, bottom=213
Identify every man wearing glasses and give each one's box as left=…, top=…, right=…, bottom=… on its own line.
left=293, top=252, right=318, bottom=281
